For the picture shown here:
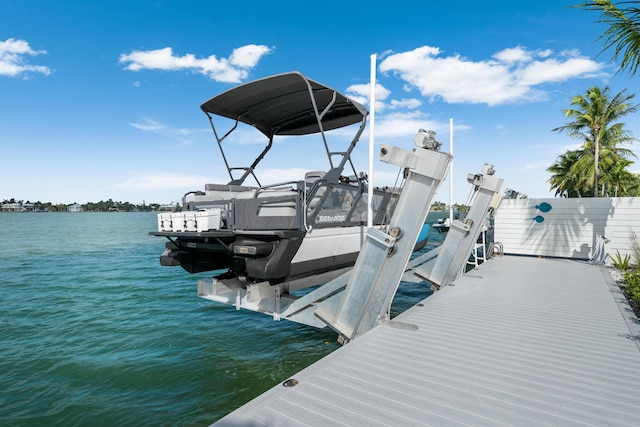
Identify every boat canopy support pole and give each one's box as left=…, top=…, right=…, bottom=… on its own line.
left=413, top=169, right=503, bottom=289
left=204, top=110, right=272, bottom=186
left=305, top=81, right=335, bottom=171
left=302, top=80, right=367, bottom=185
left=228, top=134, right=273, bottom=186
left=311, top=143, right=451, bottom=343
left=324, top=117, right=367, bottom=184
left=205, top=112, right=237, bottom=183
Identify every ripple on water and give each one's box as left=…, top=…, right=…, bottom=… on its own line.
left=1, top=211, right=441, bottom=426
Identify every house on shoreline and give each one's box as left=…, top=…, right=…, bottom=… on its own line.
left=1, top=202, right=84, bottom=212
left=1, top=202, right=34, bottom=212
left=1, top=200, right=167, bottom=212
left=68, top=203, right=83, bottom=212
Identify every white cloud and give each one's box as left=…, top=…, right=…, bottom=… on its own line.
left=538, top=49, right=553, bottom=58
left=229, top=44, right=272, bottom=68
left=345, top=82, right=393, bottom=112
left=517, top=57, right=603, bottom=86
left=129, top=116, right=269, bottom=147
left=130, top=118, right=166, bottom=132
left=0, top=38, right=51, bottom=77
left=493, top=46, right=532, bottom=64
left=372, top=111, right=457, bottom=140
left=378, top=45, right=606, bottom=106
left=346, top=82, right=422, bottom=112
left=389, top=98, right=422, bottom=110
left=119, top=44, right=272, bottom=83
left=129, top=118, right=200, bottom=145
left=346, top=82, right=391, bottom=101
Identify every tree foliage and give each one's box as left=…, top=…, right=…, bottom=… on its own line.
left=549, top=85, right=640, bottom=197
left=430, top=201, right=447, bottom=211
left=578, top=0, right=640, bottom=76
left=1, top=198, right=167, bottom=212
left=547, top=150, right=586, bottom=197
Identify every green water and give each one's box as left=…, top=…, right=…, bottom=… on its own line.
left=0, top=212, right=444, bottom=426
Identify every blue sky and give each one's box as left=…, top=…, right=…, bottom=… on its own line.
left=2, top=1, right=639, bottom=205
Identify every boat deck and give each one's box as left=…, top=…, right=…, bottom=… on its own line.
left=213, top=255, right=640, bottom=426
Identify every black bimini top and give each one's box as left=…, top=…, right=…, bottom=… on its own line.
left=200, top=72, right=368, bottom=138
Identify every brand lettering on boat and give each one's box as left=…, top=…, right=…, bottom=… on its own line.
left=317, top=215, right=346, bottom=222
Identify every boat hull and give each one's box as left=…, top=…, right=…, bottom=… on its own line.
left=153, top=226, right=366, bottom=284
left=155, top=222, right=428, bottom=284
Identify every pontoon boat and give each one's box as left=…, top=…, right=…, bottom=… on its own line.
left=150, top=72, right=410, bottom=289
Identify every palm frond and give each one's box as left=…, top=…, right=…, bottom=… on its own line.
left=578, top=0, right=640, bottom=76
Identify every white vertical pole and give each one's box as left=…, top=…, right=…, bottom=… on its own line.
left=449, top=118, right=454, bottom=224
left=368, top=54, right=376, bottom=228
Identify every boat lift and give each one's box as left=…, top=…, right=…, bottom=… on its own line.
left=403, top=164, right=503, bottom=291
left=198, top=136, right=503, bottom=343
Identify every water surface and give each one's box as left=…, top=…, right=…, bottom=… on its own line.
left=0, top=211, right=443, bottom=426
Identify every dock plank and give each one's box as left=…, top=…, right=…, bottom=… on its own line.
left=214, top=256, right=640, bottom=426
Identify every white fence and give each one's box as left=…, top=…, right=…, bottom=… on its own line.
left=494, top=197, right=640, bottom=263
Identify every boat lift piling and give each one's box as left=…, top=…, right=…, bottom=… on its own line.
left=313, top=143, right=451, bottom=343
left=409, top=164, right=503, bottom=290
left=197, top=139, right=450, bottom=330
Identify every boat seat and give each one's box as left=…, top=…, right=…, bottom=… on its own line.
left=305, top=171, right=325, bottom=186
left=305, top=171, right=327, bottom=211
left=235, top=188, right=296, bottom=199
left=202, top=183, right=257, bottom=201
left=204, top=183, right=256, bottom=192
left=234, top=193, right=301, bottom=229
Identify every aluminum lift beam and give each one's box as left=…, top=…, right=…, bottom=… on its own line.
left=410, top=167, right=503, bottom=290
left=282, top=162, right=502, bottom=339
left=198, top=141, right=451, bottom=333
left=197, top=136, right=502, bottom=346
left=312, top=143, right=451, bottom=343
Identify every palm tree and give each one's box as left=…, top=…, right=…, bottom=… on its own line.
left=578, top=0, right=640, bottom=77
left=552, top=85, right=638, bottom=196
left=548, top=150, right=587, bottom=197
left=602, top=159, right=640, bottom=197
left=598, top=154, right=640, bottom=195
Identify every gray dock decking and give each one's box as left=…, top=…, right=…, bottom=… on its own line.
left=214, top=256, right=640, bottom=426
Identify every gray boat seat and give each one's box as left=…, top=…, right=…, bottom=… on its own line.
left=305, top=171, right=327, bottom=211
left=203, top=183, right=257, bottom=200
left=235, top=187, right=296, bottom=200
left=305, top=171, right=325, bottom=185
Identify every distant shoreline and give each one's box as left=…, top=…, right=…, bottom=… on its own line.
left=1, top=200, right=180, bottom=213
left=0, top=210, right=167, bottom=213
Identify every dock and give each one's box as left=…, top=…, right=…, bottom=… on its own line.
left=214, top=255, right=640, bottom=426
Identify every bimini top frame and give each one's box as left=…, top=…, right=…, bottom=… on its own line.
left=200, top=71, right=369, bottom=186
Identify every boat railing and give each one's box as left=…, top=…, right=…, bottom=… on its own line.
left=304, top=180, right=394, bottom=229
left=249, top=180, right=302, bottom=198
left=179, top=177, right=394, bottom=233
